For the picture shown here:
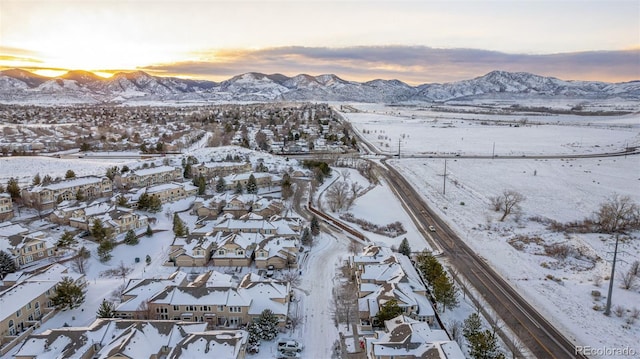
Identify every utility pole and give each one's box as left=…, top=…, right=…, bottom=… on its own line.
left=443, top=159, right=447, bottom=196
left=398, top=137, right=401, bottom=157
left=492, top=142, right=495, bottom=159
left=604, top=234, right=620, bottom=316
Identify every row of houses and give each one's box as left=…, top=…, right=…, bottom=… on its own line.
left=113, top=270, right=291, bottom=329
left=0, top=264, right=85, bottom=355
left=168, top=213, right=301, bottom=268
left=0, top=222, right=57, bottom=268
left=13, top=319, right=248, bottom=359
left=350, top=246, right=465, bottom=359
left=0, top=194, right=13, bottom=221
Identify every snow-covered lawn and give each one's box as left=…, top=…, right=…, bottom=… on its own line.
left=339, top=105, right=640, bottom=357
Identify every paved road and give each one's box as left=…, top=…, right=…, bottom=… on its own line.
left=378, top=159, right=586, bottom=359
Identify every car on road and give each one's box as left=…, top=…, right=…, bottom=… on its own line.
left=277, top=351, right=300, bottom=359
left=428, top=225, right=436, bottom=232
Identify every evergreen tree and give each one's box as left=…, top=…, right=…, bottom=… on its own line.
left=246, top=321, right=261, bottom=348
left=51, top=277, right=85, bottom=310
left=469, top=330, right=505, bottom=359
left=124, top=230, right=138, bottom=245
left=145, top=224, right=153, bottom=237
left=97, top=240, right=114, bottom=262
left=32, top=173, right=41, bottom=186
left=310, top=215, right=320, bottom=237
left=96, top=299, right=116, bottom=318
left=215, top=177, right=226, bottom=193
left=117, top=195, right=129, bottom=207
left=300, top=227, right=312, bottom=245
left=193, top=175, right=206, bottom=195
left=173, top=213, right=187, bottom=237
left=75, top=189, right=85, bottom=201
left=137, top=192, right=150, bottom=210
left=183, top=163, right=192, bottom=179
left=57, top=231, right=77, bottom=248
left=148, top=195, right=162, bottom=213
left=433, top=272, right=459, bottom=312
left=398, top=238, right=412, bottom=256
left=6, top=177, right=21, bottom=200
left=246, top=174, right=258, bottom=194
left=417, top=251, right=445, bottom=286
left=255, top=309, right=279, bottom=340
left=65, top=170, right=76, bottom=179
left=281, top=173, right=293, bottom=200
left=91, top=219, right=113, bottom=242
left=463, top=313, right=483, bottom=341
left=0, top=250, right=17, bottom=279
left=234, top=181, right=243, bottom=194
left=375, top=299, right=403, bottom=325
left=42, top=174, right=53, bottom=185
left=105, top=166, right=119, bottom=180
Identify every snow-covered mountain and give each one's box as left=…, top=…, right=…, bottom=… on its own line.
left=0, top=68, right=637, bottom=104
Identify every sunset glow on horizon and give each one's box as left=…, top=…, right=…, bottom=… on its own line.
left=1, top=0, right=638, bottom=84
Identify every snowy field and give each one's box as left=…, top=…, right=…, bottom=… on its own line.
left=343, top=107, right=639, bottom=157
left=340, top=104, right=640, bottom=358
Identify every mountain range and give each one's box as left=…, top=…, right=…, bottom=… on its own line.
left=0, top=68, right=638, bottom=104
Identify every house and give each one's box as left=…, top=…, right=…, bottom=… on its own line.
left=145, top=182, right=198, bottom=204
left=352, top=246, right=436, bottom=327
left=113, top=271, right=290, bottom=330
left=191, top=161, right=252, bottom=179
left=66, top=203, right=148, bottom=235
left=224, top=172, right=281, bottom=191
left=0, top=229, right=57, bottom=268
left=0, top=264, right=85, bottom=355
left=254, top=236, right=299, bottom=269
left=115, top=165, right=183, bottom=188
left=366, top=315, right=464, bottom=359
left=0, top=194, right=13, bottom=221
left=210, top=232, right=262, bottom=267
left=13, top=319, right=248, bottom=359
left=168, top=235, right=218, bottom=267
left=21, top=176, right=113, bottom=210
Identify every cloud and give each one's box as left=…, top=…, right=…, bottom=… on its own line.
left=142, top=46, right=640, bottom=84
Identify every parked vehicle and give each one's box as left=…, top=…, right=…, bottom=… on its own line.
left=277, top=351, right=300, bottom=359
left=278, top=339, right=303, bottom=353
left=266, top=264, right=275, bottom=278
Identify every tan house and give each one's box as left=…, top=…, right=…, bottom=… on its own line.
left=114, top=165, right=182, bottom=188
left=21, top=176, right=113, bottom=210
left=224, top=172, right=281, bottom=191
left=168, top=235, right=218, bottom=267
left=191, top=161, right=252, bottom=179
left=0, top=264, right=84, bottom=355
left=210, top=232, right=262, bottom=267
left=254, top=236, right=299, bottom=269
left=145, top=182, right=198, bottom=204
left=13, top=319, right=248, bottom=359
left=68, top=204, right=148, bottom=235
left=2, top=231, right=57, bottom=268
left=114, top=271, right=290, bottom=329
left=366, top=315, right=464, bottom=359
left=0, top=194, right=13, bottom=221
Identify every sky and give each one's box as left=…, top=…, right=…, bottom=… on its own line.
left=0, top=0, right=638, bottom=84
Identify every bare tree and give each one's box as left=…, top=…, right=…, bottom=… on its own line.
left=136, top=300, right=153, bottom=319
left=100, top=261, right=133, bottom=282
left=595, top=195, right=640, bottom=233
left=288, top=311, right=303, bottom=334
left=282, top=271, right=301, bottom=288
left=491, top=190, right=526, bottom=222
left=326, top=181, right=351, bottom=212
left=70, top=247, right=90, bottom=274
left=619, top=268, right=638, bottom=290
left=348, top=240, right=361, bottom=256
left=110, top=283, right=127, bottom=301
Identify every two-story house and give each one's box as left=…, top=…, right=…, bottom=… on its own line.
left=0, top=194, right=13, bottom=221
left=21, top=176, right=112, bottom=210
left=114, top=165, right=183, bottom=188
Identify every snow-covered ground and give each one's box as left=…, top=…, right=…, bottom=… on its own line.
left=341, top=105, right=640, bottom=358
